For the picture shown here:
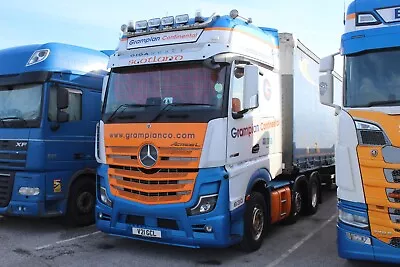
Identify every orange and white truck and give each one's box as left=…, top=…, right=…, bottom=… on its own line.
left=95, top=10, right=342, bottom=251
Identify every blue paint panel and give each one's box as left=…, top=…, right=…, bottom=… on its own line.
left=347, top=0, right=400, bottom=15
left=344, top=0, right=400, bottom=54
left=0, top=171, right=67, bottom=217
left=96, top=165, right=243, bottom=248
left=0, top=43, right=110, bottom=77
left=337, top=199, right=400, bottom=264
left=342, top=25, right=400, bottom=55
left=338, top=222, right=400, bottom=264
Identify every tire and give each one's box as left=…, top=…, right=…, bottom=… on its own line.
left=66, top=177, right=96, bottom=227
left=305, top=174, right=320, bottom=215
left=239, top=192, right=267, bottom=252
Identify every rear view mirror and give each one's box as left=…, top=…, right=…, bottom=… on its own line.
left=243, top=65, right=259, bottom=110
left=57, top=111, right=69, bottom=123
left=319, top=74, right=334, bottom=106
left=57, top=87, right=69, bottom=109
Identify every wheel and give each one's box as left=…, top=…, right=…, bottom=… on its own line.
left=281, top=180, right=304, bottom=225
left=66, top=177, right=96, bottom=227
left=305, top=174, right=320, bottom=215
left=239, top=192, right=267, bottom=252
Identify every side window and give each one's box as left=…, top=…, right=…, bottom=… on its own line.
left=231, top=66, right=245, bottom=113
left=48, top=86, right=82, bottom=122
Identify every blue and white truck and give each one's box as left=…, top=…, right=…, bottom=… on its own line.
left=0, top=43, right=111, bottom=226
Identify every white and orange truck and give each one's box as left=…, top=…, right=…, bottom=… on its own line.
left=319, top=0, right=400, bottom=264
left=95, top=10, right=342, bottom=251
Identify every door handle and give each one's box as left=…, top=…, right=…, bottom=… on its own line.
left=74, top=153, right=84, bottom=160
left=252, top=144, right=260, bottom=154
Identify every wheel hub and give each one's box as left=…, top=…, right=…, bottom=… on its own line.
left=251, top=205, right=264, bottom=241
left=311, top=183, right=318, bottom=207
left=295, top=191, right=302, bottom=215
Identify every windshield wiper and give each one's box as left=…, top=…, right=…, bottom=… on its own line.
left=149, top=103, right=212, bottom=123
left=0, top=117, right=28, bottom=127
left=107, top=104, right=154, bottom=122
left=367, top=100, right=400, bottom=107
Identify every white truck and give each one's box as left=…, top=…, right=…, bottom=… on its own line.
left=95, top=10, right=342, bottom=251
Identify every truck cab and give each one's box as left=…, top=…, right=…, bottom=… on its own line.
left=0, top=43, right=110, bottom=226
left=319, top=0, right=400, bottom=264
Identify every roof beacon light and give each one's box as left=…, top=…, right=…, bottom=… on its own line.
left=229, top=9, right=252, bottom=24
left=195, top=9, right=204, bottom=23
left=161, top=16, right=174, bottom=26
left=230, top=9, right=239, bottom=19
left=127, top=20, right=135, bottom=32
left=148, top=18, right=161, bottom=28
left=26, top=49, right=50, bottom=67
left=175, top=14, right=189, bottom=24
left=135, top=20, right=148, bottom=31
left=120, top=24, right=128, bottom=33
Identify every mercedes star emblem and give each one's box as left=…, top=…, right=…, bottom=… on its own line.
left=139, top=144, right=158, bottom=168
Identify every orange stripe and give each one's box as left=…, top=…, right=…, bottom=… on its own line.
left=347, top=13, right=356, bottom=20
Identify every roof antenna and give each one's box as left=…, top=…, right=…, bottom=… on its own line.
left=343, top=0, right=346, bottom=25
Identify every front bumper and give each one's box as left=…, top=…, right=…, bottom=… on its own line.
left=95, top=165, right=244, bottom=248
left=337, top=222, right=400, bottom=264
left=0, top=171, right=67, bottom=217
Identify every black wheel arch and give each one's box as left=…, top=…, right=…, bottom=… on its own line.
left=248, top=179, right=271, bottom=227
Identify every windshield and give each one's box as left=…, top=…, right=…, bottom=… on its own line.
left=345, top=48, right=400, bottom=107
left=0, top=83, right=42, bottom=127
left=103, top=62, right=227, bottom=123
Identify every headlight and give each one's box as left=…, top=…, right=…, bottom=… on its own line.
left=354, top=120, right=388, bottom=146
left=100, top=186, right=113, bottom=207
left=187, top=194, right=218, bottom=216
left=18, top=187, right=40, bottom=196
left=339, top=209, right=369, bottom=229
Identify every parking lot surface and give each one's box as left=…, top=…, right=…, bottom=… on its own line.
left=0, top=190, right=397, bottom=267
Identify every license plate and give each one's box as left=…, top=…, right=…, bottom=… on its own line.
left=132, top=227, right=162, bottom=238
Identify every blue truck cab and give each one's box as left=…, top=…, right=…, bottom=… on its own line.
left=0, top=43, right=111, bottom=226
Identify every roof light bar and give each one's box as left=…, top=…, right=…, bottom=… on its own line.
left=148, top=18, right=161, bottom=28
left=175, top=14, right=189, bottom=24
left=135, top=20, right=148, bottom=30
left=161, top=16, right=174, bottom=26
left=121, top=12, right=219, bottom=36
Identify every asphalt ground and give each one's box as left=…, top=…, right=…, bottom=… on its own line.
left=0, top=189, right=398, bottom=267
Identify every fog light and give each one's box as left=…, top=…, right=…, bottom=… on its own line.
left=204, top=225, right=213, bottom=233
left=19, top=187, right=40, bottom=196
left=346, top=232, right=371, bottom=245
